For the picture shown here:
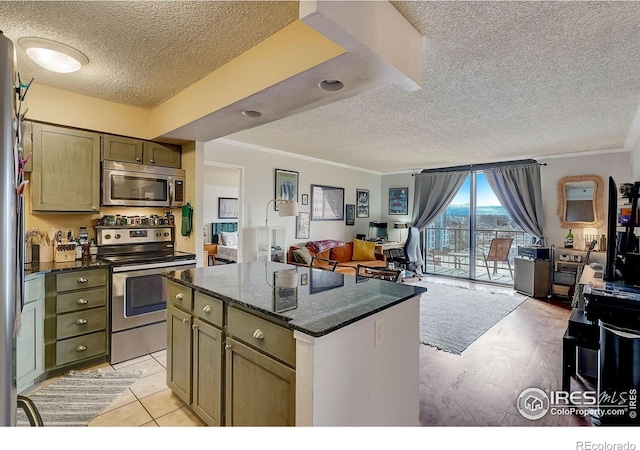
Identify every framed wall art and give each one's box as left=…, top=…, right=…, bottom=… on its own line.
left=345, top=204, right=355, bottom=226
left=296, top=212, right=310, bottom=239
left=218, top=197, right=238, bottom=219
left=356, top=189, right=369, bottom=218
left=301, top=194, right=309, bottom=205
left=389, top=187, right=409, bottom=215
left=311, top=184, right=344, bottom=221
left=274, top=168, right=299, bottom=211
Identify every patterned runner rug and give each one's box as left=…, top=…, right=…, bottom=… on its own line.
left=415, top=281, right=527, bottom=355
left=17, top=369, right=145, bottom=426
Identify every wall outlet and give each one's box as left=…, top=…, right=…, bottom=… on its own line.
left=374, top=319, right=384, bottom=347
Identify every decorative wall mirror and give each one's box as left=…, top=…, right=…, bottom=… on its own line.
left=556, top=174, right=604, bottom=228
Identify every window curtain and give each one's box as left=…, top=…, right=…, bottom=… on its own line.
left=412, top=171, right=468, bottom=231
left=483, top=163, right=545, bottom=244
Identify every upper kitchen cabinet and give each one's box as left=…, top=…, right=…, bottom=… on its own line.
left=31, top=123, right=101, bottom=213
left=102, top=135, right=144, bottom=164
left=142, top=141, right=181, bottom=168
left=103, top=134, right=181, bottom=168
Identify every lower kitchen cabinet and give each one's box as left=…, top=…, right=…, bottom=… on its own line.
left=224, top=337, right=296, bottom=426
left=44, top=267, right=109, bottom=370
left=165, top=279, right=295, bottom=426
left=16, top=274, right=45, bottom=393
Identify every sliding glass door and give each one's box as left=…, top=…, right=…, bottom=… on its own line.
left=423, top=171, right=533, bottom=284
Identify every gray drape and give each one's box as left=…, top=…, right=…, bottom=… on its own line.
left=483, top=163, right=545, bottom=244
left=412, top=171, right=468, bottom=231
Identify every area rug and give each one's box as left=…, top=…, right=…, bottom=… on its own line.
left=417, top=281, right=527, bottom=355
left=17, top=368, right=145, bottom=426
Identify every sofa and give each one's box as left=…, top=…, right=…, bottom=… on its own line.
left=287, top=239, right=387, bottom=275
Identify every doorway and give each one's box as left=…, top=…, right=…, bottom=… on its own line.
left=203, top=163, right=243, bottom=264
left=424, top=171, right=533, bottom=284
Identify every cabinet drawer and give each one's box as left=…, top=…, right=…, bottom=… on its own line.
left=227, top=307, right=295, bottom=367
left=56, top=307, right=107, bottom=340
left=24, top=275, right=44, bottom=305
left=56, top=331, right=106, bottom=366
left=166, top=280, right=192, bottom=310
left=56, top=269, right=107, bottom=292
left=57, top=287, right=107, bottom=313
left=193, top=292, right=223, bottom=327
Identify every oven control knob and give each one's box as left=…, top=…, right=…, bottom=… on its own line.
left=164, top=232, right=169, bottom=237
left=104, top=234, right=111, bottom=240
left=156, top=232, right=161, bottom=237
left=115, top=234, right=121, bottom=239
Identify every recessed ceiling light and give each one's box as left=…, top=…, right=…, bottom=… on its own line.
left=18, top=37, right=88, bottom=73
left=318, top=79, right=344, bottom=92
left=241, top=110, right=262, bottom=118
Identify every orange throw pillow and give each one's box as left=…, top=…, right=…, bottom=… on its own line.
left=330, top=243, right=353, bottom=263
left=352, top=239, right=376, bottom=261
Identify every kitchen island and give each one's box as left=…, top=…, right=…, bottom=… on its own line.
left=163, top=261, right=426, bottom=426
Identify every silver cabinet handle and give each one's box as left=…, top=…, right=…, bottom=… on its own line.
left=176, top=293, right=183, bottom=301
left=76, top=345, right=87, bottom=352
left=149, top=159, right=155, bottom=164
left=77, top=277, right=88, bottom=284
left=252, top=329, right=264, bottom=340
left=182, top=318, right=189, bottom=324
left=192, top=324, right=198, bottom=330
left=92, top=206, right=98, bottom=211
left=135, top=157, right=141, bottom=162
left=76, top=319, right=88, bottom=325
left=77, top=299, right=88, bottom=305
left=224, top=343, right=232, bottom=351
left=202, top=305, right=212, bottom=313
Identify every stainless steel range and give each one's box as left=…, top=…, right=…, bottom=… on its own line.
left=96, top=225, right=196, bottom=364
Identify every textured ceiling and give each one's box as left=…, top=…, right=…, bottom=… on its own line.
left=2, top=1, right=640, bottom=173
left=227, top=1, right=640, bottom=172
left=0, top=1, right=299, bottom=109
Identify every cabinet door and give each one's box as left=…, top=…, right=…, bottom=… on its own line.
left=225, top=337, right=295, bottom=426
left=191, top=318, right=223, bottom=426
left=103, top=135, right=143, bottom=164
left=16, top=289, right=44, bottom=392
left=142, top=141, right=181, bottom=168
left=167, top=306, right=192, bottom=404
left=31, top=123, right=101, bottom=212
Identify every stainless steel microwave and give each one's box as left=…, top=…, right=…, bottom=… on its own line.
left=102, top=160, right=186, bottom=208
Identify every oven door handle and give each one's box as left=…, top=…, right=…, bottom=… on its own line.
left=111, top=260, right=196, bottom=273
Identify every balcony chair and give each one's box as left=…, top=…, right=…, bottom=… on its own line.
left=356, top=264, right=402, bottom=282
left=479, top=237, right=514, bottom=280
left=388, top=226, right=425, bottom=282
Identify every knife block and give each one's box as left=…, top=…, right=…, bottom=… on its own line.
left=54, top=241, right=77, bottom=263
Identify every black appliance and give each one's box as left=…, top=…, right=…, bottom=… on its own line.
left=517, top=245, right=550, bottom=260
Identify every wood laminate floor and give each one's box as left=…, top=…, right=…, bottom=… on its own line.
left=418, top=291, right=594, bottom=426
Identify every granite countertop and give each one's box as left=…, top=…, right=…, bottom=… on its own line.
left=24, top=258, right=110, bottom=277
left=164, top=261, right=427, bottom=337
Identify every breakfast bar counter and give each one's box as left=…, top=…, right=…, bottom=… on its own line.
left=164, top=261, right=426, bottom=426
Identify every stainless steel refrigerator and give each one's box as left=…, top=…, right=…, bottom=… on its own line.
left=0, top=31, right=20, bottom=427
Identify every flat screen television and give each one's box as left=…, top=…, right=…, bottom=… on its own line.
left=604, top=176, right=621, bottom=281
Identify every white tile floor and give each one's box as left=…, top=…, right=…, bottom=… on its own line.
left=24, top=350, right=201, bottom=427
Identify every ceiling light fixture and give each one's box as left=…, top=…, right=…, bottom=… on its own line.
left=318, top=79, right=344, bottom=92
left=242, top=110, right=262, bottom=118
left=18, top=37, right=88, bottom=73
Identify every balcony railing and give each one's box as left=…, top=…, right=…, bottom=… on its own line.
left=422, top=227, right=534, bottom=283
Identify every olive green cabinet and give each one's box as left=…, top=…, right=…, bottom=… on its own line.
left=45, top=268, right=109, bottom=370
left=103, top=134, right=181, bottom=168
left=166, top=283, right=224, bottom=426
left=16, top=274, right=45, bottom=393
left=224, top=337, right=296, bottom=426
left=165, top=280, right=295, bottom=426
left=31, top=123, right=101, bottom=213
